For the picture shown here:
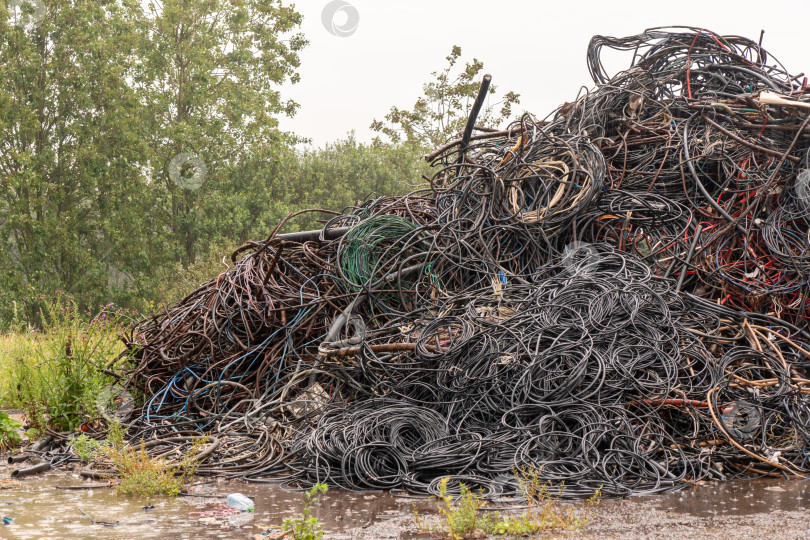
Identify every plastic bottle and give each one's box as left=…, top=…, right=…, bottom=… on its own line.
left=226, top=493, right=255, bottom=512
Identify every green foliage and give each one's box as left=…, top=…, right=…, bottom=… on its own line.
left=0, top=0, right=153, bottom=321
left=0, top=0, right=307, bottom=323
left=0, top=292, right=132, bottom=431
left=104, top=433, right=206, bottom=497
left=0, top=411, right=22, bottom=450
left=414, top=478, right=487, bottom=539
left=136, top=0, right=307, bottom=266
left=106, top=441, right=184, bottom=497
left=153, top=239, right=242, bottom=306
left=279, top=135, right=430, bottom=231
left=282, top=483, right=328, bottom=540
left=413, top=475, right=601, bottom=540
left=69, top=433, right=103, bottom=462
left=106, top=418, right=126, bottom=449
left=515, top=467, right=602, bottom=531
left=371, top=45, right=520, bottom=149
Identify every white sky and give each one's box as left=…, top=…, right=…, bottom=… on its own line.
left=277, top=0, right=808, bottom=147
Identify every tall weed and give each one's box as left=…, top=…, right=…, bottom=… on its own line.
left=0, top=292, right=134, bottom=431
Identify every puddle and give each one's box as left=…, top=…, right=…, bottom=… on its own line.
left=586, top=478, right=810, bottom=539
left=1, top=473, right=213, bottom=539
left=0, top=469, right=434, bottom=539
left=1, top=468, right=809, bottom=539
left=628, top=478, right=809, bottom=517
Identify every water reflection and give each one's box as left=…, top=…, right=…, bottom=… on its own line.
left=1, top=473, right=808, bottom=539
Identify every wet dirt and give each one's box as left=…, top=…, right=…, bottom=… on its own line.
left=582, top=478, right=810, bottom=540
left=1, top=459, right=808, bottom=539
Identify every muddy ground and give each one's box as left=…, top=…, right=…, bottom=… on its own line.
left=1, top=454, right=808, bottom=540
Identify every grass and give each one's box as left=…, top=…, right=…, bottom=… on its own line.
left=0, top=292, right=134, bottom=432
left=413, top=474, right=601, bottom=540
left=516, top=466, right=602, bottom=530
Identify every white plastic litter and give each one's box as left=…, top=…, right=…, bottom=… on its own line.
left=226, top=493, right=255, bottom=512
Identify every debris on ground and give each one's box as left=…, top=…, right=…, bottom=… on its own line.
left=16, top=27, right=810, bottom=501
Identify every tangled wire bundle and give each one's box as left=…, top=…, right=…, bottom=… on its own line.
left=116, top=27, right=810, bottom=498
left=288, top=247, right=810, bottom=497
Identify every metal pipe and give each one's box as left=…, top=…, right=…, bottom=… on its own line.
left=80, top=469, right=115, bottom=480
left=274, top=226, right=349, bottom=244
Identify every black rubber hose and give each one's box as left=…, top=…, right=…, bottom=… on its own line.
left=11, top=462, right=51, bottom=478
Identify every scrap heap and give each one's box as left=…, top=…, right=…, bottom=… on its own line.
left=124, top=28, right=810, bottom=498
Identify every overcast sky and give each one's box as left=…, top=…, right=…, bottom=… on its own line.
left=277, top=0, right=808, bottom=147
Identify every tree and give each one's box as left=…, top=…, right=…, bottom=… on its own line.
left=154, top=136, right=430, bottom=304
left=281, top=134, right=430, bottom=231
left=0, top=0, right=307, bottom=322
left=136, top=0, right=307, bottom=265
left=370, top=45, right=520, bottom=149
left=0, top=0, right=150, bottom=320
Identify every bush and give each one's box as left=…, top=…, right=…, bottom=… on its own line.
left=107, top=442, right=187, bottom=497
left=0, top=292, right=134, bottom=431
left=103, top=430, right=206, bottom=497
left=0, top=411, right=22, bottom=451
